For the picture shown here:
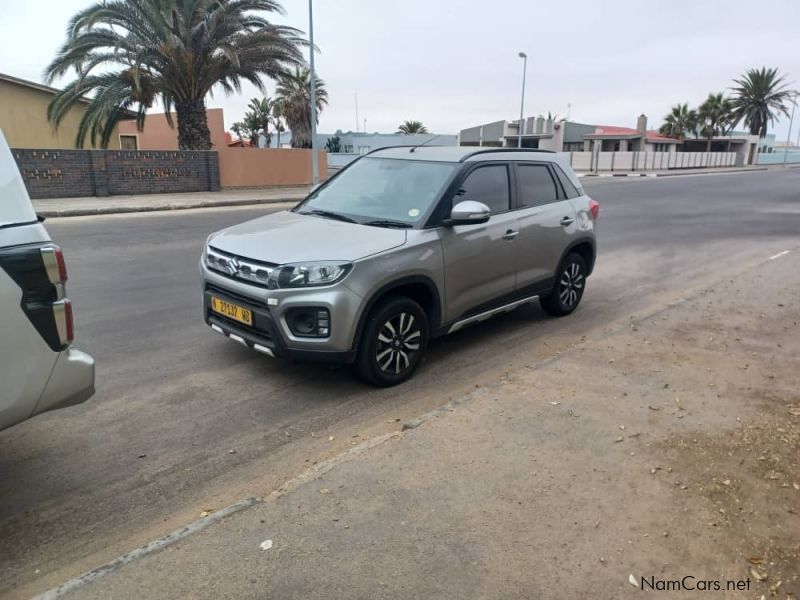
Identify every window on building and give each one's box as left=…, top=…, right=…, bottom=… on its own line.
left=517, top=164, right=559, bottom=206
left=563, top=142, right=584, bottom=152
left=119, top=135, right=138, bottom=150
left=344, top=145, right=354, bottom=153
left=457, top=165, right=510, bottom=214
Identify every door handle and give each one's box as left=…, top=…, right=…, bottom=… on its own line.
left=560, top=216, right=575, bottom=226
left=502, top=229, right=519, bottom=240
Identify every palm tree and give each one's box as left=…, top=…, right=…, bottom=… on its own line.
left=697, top=93, right=735, bottom=152
left=246, top=97, right=274, bottom=147
left=659, top=103, right=698, bottom=140
left=273, top=103, right=285, bottom=147
left=231, top=112, right=260, bottom=147
left=275, top=67, right=327, bottom=148
left=45, top=0, right=305, bottom=150
left=731, top=67, right=794, bottom=138
left=397, top=120, right=428, bottom=134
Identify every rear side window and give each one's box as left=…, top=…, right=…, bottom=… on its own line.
left=458, top=165, right=510, bottom=214
left=517, top=164, right=559, bottom=207
left=553, top=165, right=581, bottom=199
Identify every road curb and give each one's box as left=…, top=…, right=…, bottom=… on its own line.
left=35, top=197, right=303, bottom=218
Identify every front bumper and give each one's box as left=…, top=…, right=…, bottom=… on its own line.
left=33, top=347, right=96, bottom=416
left=202, top=281, right=359, bottom=365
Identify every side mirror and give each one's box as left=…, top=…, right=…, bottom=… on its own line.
left=445, top=200, right=491, bottom=226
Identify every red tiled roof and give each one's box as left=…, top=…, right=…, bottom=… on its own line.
left=645, top=130, right=679, bottom=143
left=586, top=126, right=679, bottom=143
left=592, top=126, right=639, bottom=136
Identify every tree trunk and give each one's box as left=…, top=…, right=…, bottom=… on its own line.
left=176, top=99, right=212, bottom=150
left=288, top=113, right=311, bottom=148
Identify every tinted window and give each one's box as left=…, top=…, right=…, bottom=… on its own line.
left=553, top=164, right=581, bottom=199
left=517, top=164, right=559, bottom=207
left=458, top=165, right=510, bottom=214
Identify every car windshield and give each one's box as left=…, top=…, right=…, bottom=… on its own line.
left=297, top=157, right=457, bottom=225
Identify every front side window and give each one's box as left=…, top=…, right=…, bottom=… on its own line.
left=298, top=157, right=457, bottom=225
left=517, top=164, right=559, bottom=206
left=457, top=165, right=510, bottom=214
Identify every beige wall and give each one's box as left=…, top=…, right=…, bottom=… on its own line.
left=0, top=80, right=121, bottom=149
left=218, top=147, right=327, bottom=187
left=118, top=108, right=227, bottom=150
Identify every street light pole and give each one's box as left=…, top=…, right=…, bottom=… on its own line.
left=783, top=93, right=798, bottom=167
left=517, top=52, right=527, bottom=149
left=308, top=0, right=319, bottom=185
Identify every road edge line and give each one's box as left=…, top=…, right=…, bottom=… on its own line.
left=32, top=432, right=399, bottom=599
left=33, top=495, right=261, bottom=599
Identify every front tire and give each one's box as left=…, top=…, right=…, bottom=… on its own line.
left=355, top=296, right=428, bottom=387
left=540, top=253, right=587, bottom=317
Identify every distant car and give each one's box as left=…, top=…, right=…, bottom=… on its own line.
left=201, top=146, right=598, bottom=386
left=0, top=131, right=95, bottom=430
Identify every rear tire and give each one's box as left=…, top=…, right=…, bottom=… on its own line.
left=540, top=253, right=587, bottom=317
left=355, top=296, right=428, bottom=387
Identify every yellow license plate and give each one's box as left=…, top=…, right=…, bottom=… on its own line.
left=211, top=297, right=253, bottom=326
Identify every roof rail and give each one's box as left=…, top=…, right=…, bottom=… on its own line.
left=363, top=145, right=417, bottom=157
left=459, top=148, right=555, bottom=162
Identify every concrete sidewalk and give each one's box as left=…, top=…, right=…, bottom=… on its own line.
left=45, top=248, right=799, bottom=599
left=33, top=186, right=309, bottom=218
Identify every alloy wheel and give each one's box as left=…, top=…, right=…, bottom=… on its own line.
left=558, top=261, right=584, bottom=308
left=375, top=312, right=422, bottom=374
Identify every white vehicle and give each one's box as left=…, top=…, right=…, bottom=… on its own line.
left=0, top=131, right=95, bottom=430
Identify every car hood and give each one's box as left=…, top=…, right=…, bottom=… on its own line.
left=208, top=210, right=407, bottom=263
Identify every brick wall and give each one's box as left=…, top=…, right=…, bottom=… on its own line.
left=12, top=148, right=220, bottom=199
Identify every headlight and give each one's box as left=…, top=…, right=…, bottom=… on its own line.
left=268, top=261, right=352, bottom=289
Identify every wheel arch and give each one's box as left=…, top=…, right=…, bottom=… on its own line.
left=558, top=237, right=596, bottom=275
left=350, top=276, right=442, bottom=352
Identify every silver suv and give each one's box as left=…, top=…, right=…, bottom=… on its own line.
left=201, top=147, right=598, bottom=386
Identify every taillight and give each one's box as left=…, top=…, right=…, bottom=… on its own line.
left=53, top=299, right=75, bottom=346
left=588, top=199, right=600, bottom=220
left=41, top=245, right=68, bottom=284
left=42, top=246, right=73, bottom=347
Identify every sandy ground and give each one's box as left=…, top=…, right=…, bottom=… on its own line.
left=56, top=248, right=799, bottom=599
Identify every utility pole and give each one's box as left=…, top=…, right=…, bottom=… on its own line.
left=517, top=52, right=527, bottom=148
left=308, top=0, right=318, bottom=185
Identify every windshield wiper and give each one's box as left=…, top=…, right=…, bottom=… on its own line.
left=362, top=219, right=413, bottom=229
left=301, top=209, right=358, bottom=224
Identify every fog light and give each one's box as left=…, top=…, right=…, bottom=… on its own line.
left=287, top=308, right=330, bottom=338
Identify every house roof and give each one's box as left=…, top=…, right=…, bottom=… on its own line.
left=584, top=125, right=679, bottom=143
left=0, top=71, right=136, bottom=119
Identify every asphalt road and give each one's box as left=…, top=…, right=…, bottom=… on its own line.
left=1, top=170, right=799, bottom=597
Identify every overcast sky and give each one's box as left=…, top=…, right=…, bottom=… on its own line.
left=1, top=0, right=799, bottom=139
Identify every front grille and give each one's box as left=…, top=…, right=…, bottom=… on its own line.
left=206, top=246, right=277, bottom=288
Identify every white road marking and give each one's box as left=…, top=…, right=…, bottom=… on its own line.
left=33, top=496, right=263, bottom=600
left=33, top=432, right=398, bottom=599
left=769, top=250, right=791, bottom=260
